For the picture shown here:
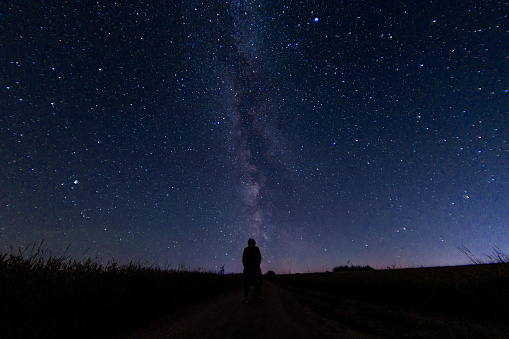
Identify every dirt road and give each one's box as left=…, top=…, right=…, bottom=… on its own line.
left=122, top=280, right=367, bottom=338
left=121, top=279, right=509, bottom=338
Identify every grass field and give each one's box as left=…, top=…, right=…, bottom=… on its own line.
left=266, top=263, right=509, bottom=324
left=0, top=245, right=242, bottom=338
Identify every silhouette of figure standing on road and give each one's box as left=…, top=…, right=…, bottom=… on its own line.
left=242, top=238, right=263, bottom=303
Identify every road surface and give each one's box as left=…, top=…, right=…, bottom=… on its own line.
left=121, top=280, right=508, bottom=338
left=121, top=280, right=366, bottom=338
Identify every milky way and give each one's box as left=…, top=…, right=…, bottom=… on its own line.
left=207, top=3, right=278, bottom=270
left=223, top=2, right=278, bottom=243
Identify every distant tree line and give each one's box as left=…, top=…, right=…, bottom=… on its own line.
left=333, top=265, right=374, bottom=272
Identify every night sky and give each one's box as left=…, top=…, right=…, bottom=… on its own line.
left=1, top=1, right=508, bottom=273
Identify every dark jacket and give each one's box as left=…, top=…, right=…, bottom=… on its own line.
left=242, top=246, right=261, bottom=267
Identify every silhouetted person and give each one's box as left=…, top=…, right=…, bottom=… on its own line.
left=242, top=238, right=263, bottom=303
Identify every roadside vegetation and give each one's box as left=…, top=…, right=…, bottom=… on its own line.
left=0, top=243, right=242, bottom=338
left=458, top=245, right=509, bottom=265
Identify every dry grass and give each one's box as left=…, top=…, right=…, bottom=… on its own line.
left=458, top=245, right=509, bottom=265
left=0, top=243, right=242, bottom=338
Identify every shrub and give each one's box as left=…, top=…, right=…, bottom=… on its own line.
left=333, top=265, right=374, bottom=272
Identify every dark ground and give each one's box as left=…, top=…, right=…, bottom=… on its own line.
left=120, top=274, right=509, bottom=338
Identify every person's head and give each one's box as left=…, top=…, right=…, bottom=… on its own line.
left=248, top=238, right=256, bottom=247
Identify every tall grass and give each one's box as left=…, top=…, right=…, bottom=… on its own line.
left=458, top=245, right=509, bottom=264
left=0, top=243, right=242, bottom=338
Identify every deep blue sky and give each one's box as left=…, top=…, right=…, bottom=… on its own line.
left=1, top=1, right=507, bottom=273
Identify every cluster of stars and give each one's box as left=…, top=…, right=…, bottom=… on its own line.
left=1, top=1, right=507, bottom=273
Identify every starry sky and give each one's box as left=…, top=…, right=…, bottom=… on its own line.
left=1, top=1, right=508, bottom=273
